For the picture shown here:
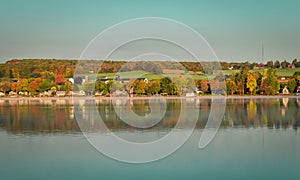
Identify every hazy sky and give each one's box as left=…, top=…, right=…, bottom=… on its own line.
left=0, top=0, right=300, bottom=62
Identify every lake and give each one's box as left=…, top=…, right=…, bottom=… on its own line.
left=0, top=97, right=300, bottom=179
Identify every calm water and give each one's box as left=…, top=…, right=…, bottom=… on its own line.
left=0, top=97, right=300, bottom=179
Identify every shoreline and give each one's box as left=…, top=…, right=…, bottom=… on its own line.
left=0, top=95, right=299, bottom=101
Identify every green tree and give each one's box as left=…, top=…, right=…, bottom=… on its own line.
left=262, top=68, right=280, bottom=95
left=95, top=80, right=113, bottom=95
left=173, top=76, right=187, bottom=95
left=111, top=81, right=124, bottom=91
left=61, top=81, right=73, bottom=93
left=274, top=60, right=281, bottom=68
left=292, top=58, right=298, bottom=66
left=160, top=77, right=178, bottom=95
left=38, top=80, right=52, bottom=92
left=83, top=82, right=95, bottom=93
left=288, top=78, right=297, bottom=93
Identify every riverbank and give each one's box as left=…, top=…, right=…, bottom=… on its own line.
left=0, top=95, right=300, bottom=101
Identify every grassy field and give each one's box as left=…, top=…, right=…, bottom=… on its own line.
left=82, top=68, right=300, bottom=81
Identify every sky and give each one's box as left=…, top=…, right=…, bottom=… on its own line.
left=0, top=0, right=300, bottom=62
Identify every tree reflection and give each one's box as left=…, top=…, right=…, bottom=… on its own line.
left=0, top=97, right=300, bottom=134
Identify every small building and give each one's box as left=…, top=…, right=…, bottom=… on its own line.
left=136, top=77, right=148, bottom=83
left=282, top=86, right=289, bottom=95
left=296, top=86, right=300, bottom=93
left=68, top=78, right=74, bottom=84
left=186, top=88, right=196, bottom=97
left=0, top=92, right=5, bottom=97
left=56, top=91, right=66, bottom=97
left=277, top=77, right=290, bottom=84
left=162, top=69, right=185, bottom=74
left=120, top=78, right=130, bottom=83
left=71, top=90, right=86, bottom=96
left=9, top=91, right=17, bottom=97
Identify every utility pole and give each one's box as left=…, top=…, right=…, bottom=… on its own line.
left=261, top=44, right=264, bottom=64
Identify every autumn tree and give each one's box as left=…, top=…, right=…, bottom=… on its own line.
left=11, top=68, right=20, bottom=79
left=134, top=80, right=147, bottom=95
left=28, top=80, right=39, bottom=95
left=0, top=81, right=11, bottom=93
left=65, top=67, right=73, bottom=78
left=19, top=79, right=28, bottom=92
left=195, top=80, right=209, bottom=93
left=61, top=81, right=73, bottom=94
left=226, top=80, right=237, bottom=95
left=246, top=74, right=257, bottom=94
left=11, top=82, right=21, bottom=92
left=55, top=66, right=66, bottom=85
left=147, top=79, right=161, bottom=95
left=232, top=68, right=249, bottom=95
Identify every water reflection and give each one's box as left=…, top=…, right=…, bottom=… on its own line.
left=0, top=97, right=300, bottom=134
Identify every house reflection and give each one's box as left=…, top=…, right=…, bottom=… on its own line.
left=0, top=97, right=300, bottom=134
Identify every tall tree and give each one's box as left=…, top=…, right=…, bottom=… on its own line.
left=288, top=78, right=297, bottom=93
left=262, top=68, right=280, bottom=95
left=134, top=80, right=147, bottom=95
left=226, top=80, right=237, bottom=95
left=246, top=74, right=257, bottom=94
left=292, top=58, right=298, bottom=66
left=274, top=60, right=281, bottom=68
left=266, top=60, right=274, bottom=68
left=147, top=79, right=161, bottom=95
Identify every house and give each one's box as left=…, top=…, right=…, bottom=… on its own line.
left=99, top=78, right=114, bottom=84
left=277, top=77, right=290, bottom=84
left=71, top=90, right=86, bottom=96
left=254, top=63, right=265, bottom=69
left=68, top=78, right=74, bottom=84
left=39, top=91, right=54, bottom=97
left=282, top=86, right=289, bottom=95
left=9, top=91, right=17, bottom=97
left=95, top=91, right=103, bottom=96
left=120, top=78, right=130, bottom=83
left=56, top=91, right=66, bottom=97
left=136, top=77, right=148, bottom=83
left=186, top=88, right=196, bottom=97
left=0, top=92, right=5, bottom=97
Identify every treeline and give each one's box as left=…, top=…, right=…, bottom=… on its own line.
left=221, top=58, right=300, bottom=69
left=1, top=58, right=299, bottom=79
left=0, top=59, right=300, bottom=96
